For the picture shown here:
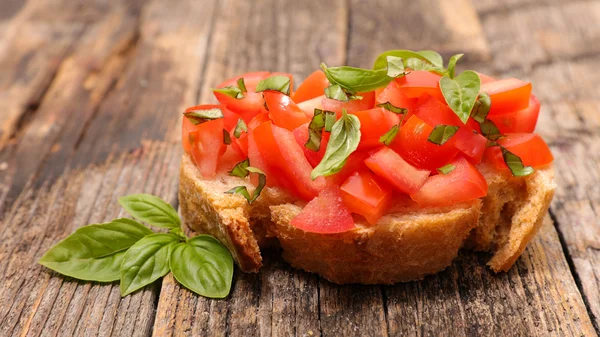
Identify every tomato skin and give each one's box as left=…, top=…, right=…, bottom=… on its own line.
left=488, top=95, right=540, bottom=134
left=188, top=118, right=226, bottom=179
left=217, top=145, right=245, bottom=174
left=263, top=91, right=310, bottom=131
left=292, top=123, right=330, bottom=167
left=365, top=147, right=430, bottom=194
left=390, top=115, right=459, bottom=171
left=214, top=91, right=265, bottom=123
left=253, top=122, right=325, bottom=200
left=454, top=128, right=487, bottom=164
left=321, top=91, right=376, bottom=115
left=292, top=70, right=329, bottom=103
left=217, top=71, right=270, bottom=92
left=297, top=95, right=324, bottom=118
left=351, top=107, right=400, bottom=150
left=410, top=157, right=488, bottom=207
left=483, top=133, right=554, bottom=170
left=325, top=150, right=370, bottom=186
left=291, top=186, right=355, bottom=234
left=481, top=78, right=532, bottom=115
left=182, top=116, right=198, bottom=154
left=340, top=169, right=392, bottom=225
left=395, top=71, right=444, bottom=102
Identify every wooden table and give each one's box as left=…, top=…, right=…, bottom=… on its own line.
left=0, top=0, right=599, bottom=336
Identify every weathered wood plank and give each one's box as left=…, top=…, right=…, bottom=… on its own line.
left=347, top=0, right=491, bottom=66
left=152, top=0, right=348, bottom=336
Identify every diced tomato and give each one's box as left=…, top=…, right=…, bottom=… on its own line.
left=325, top=150, right=370, bottom=186
left=217, top=146, right=245, bottom=174
left=414, top=94, right=463, bottom=126
left=488, top=95, right=540, bottom=134
left=221, top=106, right=241, bottom=131
left=390, top=115, right=459, bottom=171
left=217, top=71, right=270, bottom=92
left=248, top=126, right=282, bottom=187
left=230, top=111, right=270, bottom=158
left=248, top=112, right=271, bottom=130
left=376, top=81, right=418, bottom=110
left=263, top=91, right=310, bottom=131
left=410, top=157, right=488, bottom=207
left=454, top=128, right=487, bottom=164
left=188, top=118, right=226, bottom=179
left=340, top=170, right=392, bottom=225
left=292, top=70, right=329, bottom=103
left=182, top=116, right=197, bottom=154
left=351, top=107, right=400, bottom=150
left=182, top=104, right=231, bottom=154
left=292, top=123, right=330, bottom=167
left=365, top=147, right=430, bottom=194
left=291, top=186, right=355, bottom=234
left=483, top=133, right=554, bottom=170
left=395, top=71, right=444, bottom=102
left=321, top=91, right=376, bottom=115
left=481, top=78, right=532, bottom=115
left=214, top=91, right=265, bottom=123
left=253, top=122, right=325, bottom=200
left=477, top=72, right=496, bottom=84
left=297, top=95, right=324, bottom=118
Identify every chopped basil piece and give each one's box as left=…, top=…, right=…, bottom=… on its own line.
left=480, top=119, right=502, bottom=140
left=501, top=147, right=534, bottom=176
left=183, top=107, right=224, bottom=125
left=213, top=86, right=244, bottom=99
left=233, top=118, right=248, bottom=138
left=237, top=77, right=247, bottom=93
left=224, top=167, right=266, bottom=204
left=471, top=92, right=491, bottom=123
left=305, top=109, right=336, bottom=151
left=379, top=125, right=399, bottom=146
left=386, top=55, right=406, bottom=78
left=311, top=109, right=361, bottom=179
left=377, top=101, right=409, bottom=115
left=439, top=70, right=481, bottom=124
left=437, top=164, right=456, bottom=175
left=223, top=129, right=232, bottom=145
left=428, top=125, right=459, bottom=145
left=255, top=75, right=291, bottom=95
left=446, top=53, right=464, bottom=79
left=324, top=84, right=349, bottom=102
left=229, top=158, right=250, bottom=178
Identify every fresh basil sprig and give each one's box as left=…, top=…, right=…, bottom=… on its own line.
left=39, top=194, right=234, bottom=298
left=439, top=70, right=481, bottom=124
left=225, top=165, right=266, bottom=204
left=255, top=75, right=291, bottom=95
left=428, top=125, right=459, bottom=145
left=311, top=109, right=361, bottom=179
left=446, top=54, right=464, bottom=79
left=183, top=108, right=224, bottom=125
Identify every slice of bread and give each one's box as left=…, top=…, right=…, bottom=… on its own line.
left=179, top=153, right=555, bottom=284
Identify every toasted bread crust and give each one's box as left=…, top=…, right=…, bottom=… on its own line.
left=179, top=154, right=555, bottom=283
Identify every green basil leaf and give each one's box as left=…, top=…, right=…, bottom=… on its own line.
left=437, top=164, right=456, bottom=175
left=39, top=219, right=153, bottom=282
left=223, top=129, right=232, bottom=145
left=324, top=111, right=336, bottom=132
left=170, top=235, right=233, bottom=298
left=428, top=125, right=459, bottom=145
left=440, top=70, right=481, bottom=124
left=471, top=92, right=491, bottom=123
left=404, top=58, right=446, bottom=75
left=255, top=75, right=291, bottom=95
left=183, top=107, right=224, bottom=125
left=501, top=146, right=534, bottom=176
left=229, top=158, right=250, bottom=178
left=237, top=78, right=247, bottom=93
left=311, top=110, right=361, bottom=179
left=212, top=86, right=244, bottom=99
left=386, top=56, right=405, bottom=78
left=224, top=167, right=266, bottom=204
left=446, top=53, right=464, bottom=79
left=120, top=233, right=179, bottom=296
left=169, top=227, right=186, bottom=239
left=306, top=110, right=326, bottom=151
left=372, top=50, right=442, bottom=70
left=324, top=84, right=349, bottom=102
left=233, top=118, right=248, bottom=138
left=321, top=63, right=392, bottom=94
left=118, top=194, right=180, bottom=229
left=377, top=101, right=408, bottom=115
left=480, top=119, right=502, bottom=140
left=379, top=124, right=399, bottom=146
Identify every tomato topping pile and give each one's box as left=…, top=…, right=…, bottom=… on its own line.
left=181, top=51, right=553, bottom=233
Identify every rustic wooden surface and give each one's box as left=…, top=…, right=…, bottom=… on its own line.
left=0, top=0, right=598, bottom=336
